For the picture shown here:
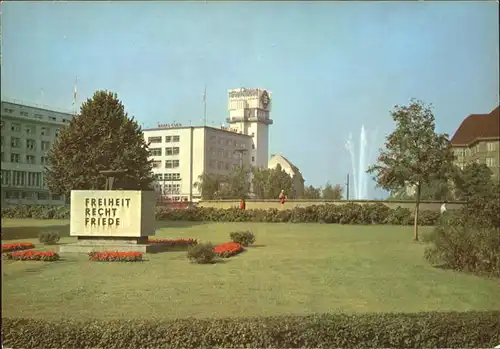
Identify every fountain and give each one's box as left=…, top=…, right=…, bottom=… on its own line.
left=345, top=125, right=372, bottom=200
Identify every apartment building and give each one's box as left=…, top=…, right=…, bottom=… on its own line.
left=143, top=125, right=253, bottom=201
left=1, top=101, right=73, bottom=206
left=450, top=106, right=500, bottom=179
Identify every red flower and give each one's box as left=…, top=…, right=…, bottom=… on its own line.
left=2, top=242, right=35, bottom=252
left=213, top=242, right=244, bottom=258
left=88, top=251, right=143, bottom=262
left=149, top=238, right=198, bottom=247
left=4, top=250, right=59, bottom=261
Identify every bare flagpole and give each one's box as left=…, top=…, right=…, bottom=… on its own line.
left=202, top=84, right=207, bottom=126
left=72, top=76, right=78, bottom=116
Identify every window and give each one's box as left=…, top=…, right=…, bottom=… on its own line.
left=20, top=111, right=29, bottom=117
left=154, top=173, right=163, bottom=181
left=209, top=160, right=216, bottom=169
left=172, top=135, right=180, bottom=142
left=165, top=160, right=180, bottom=168
left=13, top=171, right=25, bottom=186
left=41, top=127, right=50, bottom=136
left=26, top=126, right=36, bottom=135
left=37, top=192, right=49, bottom=200
left=48, top=116, right=56, bottom=121
left=487, top=142, right=498, bottom=152
left=165, top=147, right=173, bottom=156
left=165, top=173, right=181, bottom=181
left=152, top=161, right=161, bottom=168
left=218, top=149, right=224, bottom=157
left=172, top=147, right=180, bottom=155
left=41, top=141, right=51, bottom=151
left=41, top=156, right=49, bottom=165
left=26, top=139, right=36, bottom=150
left=34, top=114, right=43, bottom=120
left=148, top=136, right=162, bottom=144
left=252, top=156, right=255, bottom=162
left=55, top=128, right=60, bottom=137
left=21, top=191, right=33, bottom=200
left=217, top=161, right=223, bottom=170
left=1, top=170, right=11, bottom=185
left=11, top=153, right=21, bottom=163
left=6, top=191, right=20, bottom=199
left=27, top=172, right=41, bottom=187
left=62, top=118, right=68, bottom=123
left=26, top=155, right=36, bottom=164
left=252, top=144, right=255, bottom=149
left=11, top=137, right=21, bottom=148
left=149, top=148, right=162, bottom=156
left=51, top=194, right=62, bottom=201
left=486, top=157, right=497, bottom=167
left=210, top=135, right=216, bottom=141
left=3, top=108, right=13, bottom=113
left=225, top=163, right=230, bottom=170
left=165, top=136, right=172, bottom=142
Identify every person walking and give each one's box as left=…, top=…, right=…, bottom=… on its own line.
left=279, top=189, right=287, bottom=205
left=440, top=200, right=447, bottom=215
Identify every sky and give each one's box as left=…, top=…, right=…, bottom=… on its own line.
left=1, top=1, right=499, bottom=199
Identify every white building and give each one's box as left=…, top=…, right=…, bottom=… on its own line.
left=143, top=88, right=273, bottom=201
left=1, top=101, right=74, bottom=206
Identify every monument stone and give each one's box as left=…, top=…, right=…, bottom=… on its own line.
left=59, top=170, right=165, bottom=253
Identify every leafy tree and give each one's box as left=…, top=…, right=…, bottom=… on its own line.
left=45, top=90, right=154, bottom=196
left=195, top=167, right=250, bottom=200
left=453, top=163, right=494, bottom=201
left=252, top=164, right=293, bottom=199
left=322, top=183, right=343, bottom=200
left=302, top=185, right=321, bottom=199
left=367, top=100, right=455, bottom=241
left=225, top=166, right=250, bottom=199
left=194, top=173, right=224, bottom=200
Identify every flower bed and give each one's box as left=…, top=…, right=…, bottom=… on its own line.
left=213, top=242, right=244, bottom=258
left=2, top=242, right=35, bottom=252
left=88, top=251, right=143, bottom=262
left=4, top=250, right=59, bottom=261
left=149, top=238, right=198, bottom=247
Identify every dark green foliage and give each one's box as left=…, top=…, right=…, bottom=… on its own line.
left=45, top=90, right=154, bottom=196
left=187, top=243, right=216, bottom=264
left=252, top=164, right=293, bottom=199
left=229, top=231, right=255, bottom=246
left=37, top=231, right=60, bottom=245
left=195, top=167, right=250, bottom=200
left=453, top=163, right=495, bottom=201
left=3, top=312, right=500, bottom=348
left=302, top=185, right=321, bottom=199
left=2, top=204, right=451, bottom=226
left=322, top=182, right=343, bottom=200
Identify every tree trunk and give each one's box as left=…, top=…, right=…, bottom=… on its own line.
left=413, top=182, right=421, bottom=242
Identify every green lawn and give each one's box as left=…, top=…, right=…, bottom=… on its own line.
left=2, top=220, right=500, bottom=321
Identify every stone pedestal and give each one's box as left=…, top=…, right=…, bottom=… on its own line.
left=59, top=190, right=164, bottom=254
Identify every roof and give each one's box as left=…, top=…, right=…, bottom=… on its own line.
left=269, top=153, right=302, bottom=177
left=450, top=106, right=500, bottom=146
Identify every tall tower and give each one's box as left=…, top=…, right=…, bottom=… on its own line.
left=226, top=88, right=273, bottom=168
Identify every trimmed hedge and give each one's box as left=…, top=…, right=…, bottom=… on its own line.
left=2, top=312, right=499, bottom=348
left=2, top=203, right=445, bottom=225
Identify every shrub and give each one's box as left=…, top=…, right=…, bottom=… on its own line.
left=88, top=251, right=143, bottom=262
left=213, top=242, right=244, bottom=258
left=2, top=242, right=35, bottom=252
left=424, top=220, right=500, bottom=277
left=149, top=238, right=198, bottom=247
left=4, top=250, right=59, bottom=262
left=187, top=243, right=216, bottom=264
left=229, top=231, right=255, bottom=246
left=38, top=231, right=61, bottom=245
left=2, top=312, right=500, bottom=348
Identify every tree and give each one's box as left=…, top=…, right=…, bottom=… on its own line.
left=367, top=100, right=455, bottom=241
left=194, top=173, right=225, bottom=200
left=45, top=90, right=154, bottom=196
left=195, top=167, right=250, bottom=200
left=453, top=163, right=494, bottom=201
left=302, top=185, right=321, bottom=199
left=252, top=164, right=293, bottom=199
left=322, top=183, right=343, bottom=200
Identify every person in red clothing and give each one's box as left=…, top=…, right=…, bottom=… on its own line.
left=279, top=189, right=287, bottom=205
left=239, top=197, right=246, bottom=210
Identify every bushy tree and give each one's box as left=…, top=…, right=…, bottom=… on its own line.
left=368, top=100, right=455, bottom=241
left=453, top=163, right=494, bottom=201
left=322, top=183, right=343, bottom=200
left=195, top=167, right=250, bottom=200
left=252, top=164, right=293, bottom=199
left=302, top=185, right=321, bottom=199
left=45, top=90, right=154, bottom=196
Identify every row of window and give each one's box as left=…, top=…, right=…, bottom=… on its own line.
left=152, top=160, right=180, bottom=169
left=2, top=137, right=52, bottom=151
left=149, top=147, right=180, bottom=156
left=456, top=157, right=498, bottom=169
left=2, top=152, right=49, bottom=165
left=3, top=190, right=61, bottom=201
left=455, top=142, right=498, bottom=157
left=1, top=170, right=45, bottom=187
left=148, top=135, right=181, bottom=144
left=154, top=173, right=181, bottom=181
left=154, top=183, right=182, bottom=194
left=2, top=108, right=69, bottom=123
left=210, top=136, right=248, bottom=148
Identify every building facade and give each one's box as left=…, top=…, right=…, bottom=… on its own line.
left=144, top=88, right=273, bottom=202
left=1, top=101, right=74, bottom=206
left=143, top=125, right=253, bottom=201
left=450, top=106, right=500, bottom=179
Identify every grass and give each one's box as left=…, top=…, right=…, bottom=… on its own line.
left=2, top=219, right=500, bottom=321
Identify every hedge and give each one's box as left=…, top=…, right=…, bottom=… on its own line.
left=1, top=203, right=446, bottom=225
left=3, top=312, right=499, bottom=348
